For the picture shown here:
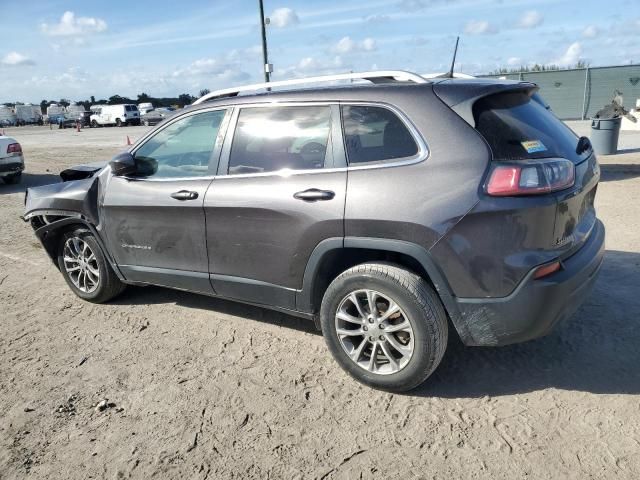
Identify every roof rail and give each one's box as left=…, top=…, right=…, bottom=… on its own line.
left=192, top=70, right=429, bottom=105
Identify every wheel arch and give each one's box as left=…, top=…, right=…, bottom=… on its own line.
left=30, top=216, right=125, bottom=281
left=297, top=237, right=472, bottom=342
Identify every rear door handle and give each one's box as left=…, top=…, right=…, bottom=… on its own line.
left=293, top=188, right=335, bottom=202
left=170, top=190, right=199, bottom=201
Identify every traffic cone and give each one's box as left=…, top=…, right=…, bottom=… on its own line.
left=126, top=136, right=132, bottom=146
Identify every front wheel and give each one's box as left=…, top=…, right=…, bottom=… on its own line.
left=57, top=229, right=126, bottom=303
left=115, top=118, right=122, bottom=127
left=320, top=263, right=448, bottom=392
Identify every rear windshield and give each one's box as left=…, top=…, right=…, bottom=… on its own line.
left=473, top=91, right=590, bottom=162
left=125, top=105, right=138, bottom=111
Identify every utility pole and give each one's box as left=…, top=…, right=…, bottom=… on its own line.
left=258, top=0, right=271, bottom=82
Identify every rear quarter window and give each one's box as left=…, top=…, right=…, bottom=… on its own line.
left=473, top=91, right=589, bottom=162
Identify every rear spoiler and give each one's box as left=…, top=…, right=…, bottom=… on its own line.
left=433, top=79, right=538, bottom=126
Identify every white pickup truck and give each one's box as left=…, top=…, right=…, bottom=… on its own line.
left=0, top=134, right=24, bottom=184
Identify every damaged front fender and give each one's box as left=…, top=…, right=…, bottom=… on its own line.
left=22, top=169, right=123, bottom=279
left=59, top=161, right=107, bottom=182
left=23, top=175, right=100, bottom=224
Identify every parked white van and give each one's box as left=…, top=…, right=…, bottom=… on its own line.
left=90, top=104, right=140, bottom=127
left=138, top=102, right=154, bottom=115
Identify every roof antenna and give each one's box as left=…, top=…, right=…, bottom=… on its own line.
left=446, top=36, right=460, bottom=78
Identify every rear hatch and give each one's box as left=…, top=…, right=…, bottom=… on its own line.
left=436, top=80, right=599, bottom=256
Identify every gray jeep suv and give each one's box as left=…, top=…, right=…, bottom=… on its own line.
left=24, top=71, right=604, bottom=392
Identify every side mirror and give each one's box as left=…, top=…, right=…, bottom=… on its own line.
left=576, top=136, right=592, bottom=155
left=109, top=151, right=137, bottom=176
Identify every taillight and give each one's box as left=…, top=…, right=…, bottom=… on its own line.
left=7, top=143, right=22, bottom=154
left=486, top=159, right=575, bottom=196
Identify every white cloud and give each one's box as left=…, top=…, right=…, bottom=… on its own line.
left=464, top=20, right=497, bottom=35
left=398, top=0, right=428, bottom=11
left=365, top=14, right=390, bottom=23
left=518, top=10, right=543, bottom=29
left=174, top=58, right=240, bottom=78
left=405, top=36, right=429, bottom=46
left=507, top=57, right=522, bottom=66
left=269, top=8, right=299, bottom=28
left=278, top=55, right=346, bottom=78
left=40, top=11, right=107, bottom=36
left=331, top=36, right=377, bottom=54
left=555, top=42, right=583, bottom=66
left=172, top=57, right=250, bottom=87
left=227, top=45, right=263, bottom=61
left=582, top=25, right=599, bottom=38
left=361, top=38, right=376, bottom=52
left=1, top=52, right=35, bottom=66
left=333, top=37, right=356, bottom=54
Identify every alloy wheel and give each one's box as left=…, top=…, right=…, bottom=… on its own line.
left=63, top=237, right=100, bottom=293
left=335, top=289, right=414, bottom=375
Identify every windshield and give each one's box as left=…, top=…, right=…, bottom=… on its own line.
left=473, top=91, right=591, bottom=163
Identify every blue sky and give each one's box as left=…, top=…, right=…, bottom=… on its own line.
left=1, top=0, right=638, bottom=103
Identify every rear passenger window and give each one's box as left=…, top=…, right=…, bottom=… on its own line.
left=228, top=106, right=332, bottom=174
left=342, top=105, right=418, bottom=164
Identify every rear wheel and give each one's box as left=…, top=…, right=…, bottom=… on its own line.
left=320, top=263, right=448, bottom=392
left=57, top=229, right=126, bottom=303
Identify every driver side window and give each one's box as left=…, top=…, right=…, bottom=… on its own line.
left=134, top=109, right=226, bottom=178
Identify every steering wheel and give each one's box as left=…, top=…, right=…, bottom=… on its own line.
left=300, top=142, right=326, bottom=155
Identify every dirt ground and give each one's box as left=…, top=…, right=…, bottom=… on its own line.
left=1, top=124, right=639, bottom=479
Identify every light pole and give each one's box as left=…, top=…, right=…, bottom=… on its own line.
left=258, top=0, right=271, bottom=82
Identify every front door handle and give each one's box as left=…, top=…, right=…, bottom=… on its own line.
left=293, top=188, right=335, bottom=202
left=170, top=190, right=199, bottom=201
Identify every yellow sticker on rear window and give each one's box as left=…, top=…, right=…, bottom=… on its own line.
left=521, top=140, right=547, bottom=153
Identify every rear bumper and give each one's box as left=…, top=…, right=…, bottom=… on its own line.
left=456, top=219, right=605, bottom=346
left=0, top=157, right=24, bottom=176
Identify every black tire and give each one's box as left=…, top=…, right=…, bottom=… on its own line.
left=57, top=229, right=126, bottom=303
left=4, top=173, right=21, bottom=185
left=320, top=263, right=448, bottom=392
left=115, top=119, right=122, bottom=127
left=91, top=120, right=98, bottom=128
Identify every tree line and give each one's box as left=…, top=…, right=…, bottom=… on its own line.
left=2, top=90, right=214, bottom=111
left=488, top=61, right=589, bottom=76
